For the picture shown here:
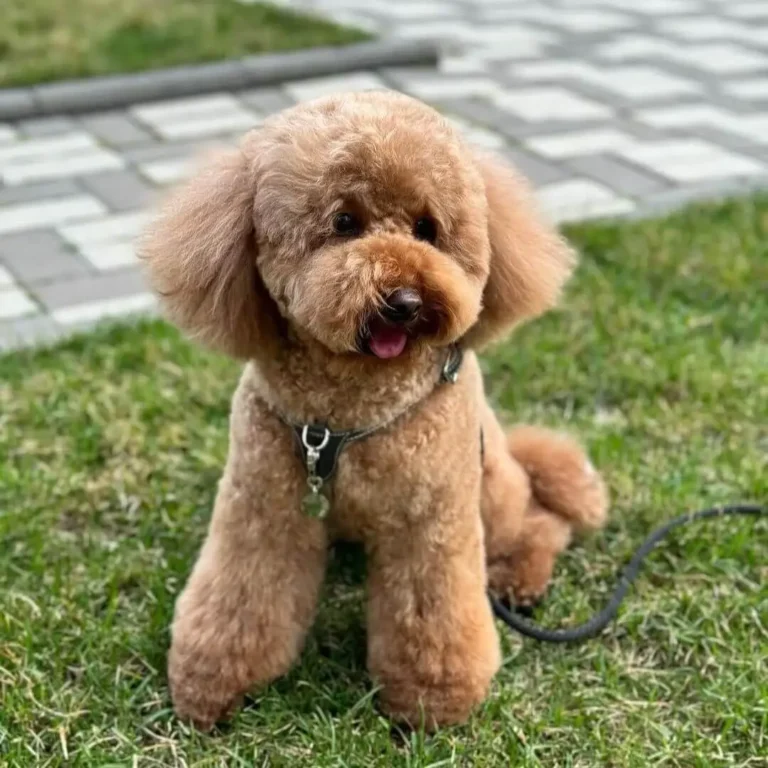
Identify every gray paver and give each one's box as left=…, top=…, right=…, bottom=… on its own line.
left=0, top=314, right=63, bottom=351
left=564, top=154, right=669, bottom=197
left=0, top=180, right=83, bottom=207
left=430, top=98, right=545, bottom=141
left=79, top=112, right=154, bottom=147
left=32, top=268, right=146, bottom=311
left=79, top=169, right=157, bottom=212
left=499, top=148, right=570, bottom=186
left=19, top=116, right=78, bottom=138
left=239, top=87, right=296, bottom=114
left=121, top=140, right=217, bottom=166
left=0, top=230, right=89, bottom=285
left=637, top=174, right=768, bottom=217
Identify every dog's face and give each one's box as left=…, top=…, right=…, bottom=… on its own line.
left=251, top=94, right=489, bottom=358
left=142, top=91, right=575, bottom=360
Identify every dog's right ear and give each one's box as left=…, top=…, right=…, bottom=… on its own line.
left=140, top=146, right=275, bottom=358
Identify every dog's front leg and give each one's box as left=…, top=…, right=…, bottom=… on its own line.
left=365, top=501, right=500, bottom=728
left=168, top=418, right=328, bottom=729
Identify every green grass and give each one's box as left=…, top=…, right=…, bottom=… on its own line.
left=1, top=195, right=767, bottom=766
left=0, top=0, right=369, bottom=87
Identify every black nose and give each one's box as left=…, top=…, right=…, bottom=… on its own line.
left=382, top=288, right=422, bottom=324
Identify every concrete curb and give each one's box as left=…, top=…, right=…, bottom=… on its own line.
left=0, top=39, right=439, bottom=121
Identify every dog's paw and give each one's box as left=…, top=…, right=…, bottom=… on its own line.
left=168, top=647, right=247, bottom=731
left=378, top=676, right=491, bottom=730
left=170, top=671, right=245, bottom=731
left=488, top=549, right=556, bottom=608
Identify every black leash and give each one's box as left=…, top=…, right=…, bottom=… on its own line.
left=490, top=503, right=767, bottom=643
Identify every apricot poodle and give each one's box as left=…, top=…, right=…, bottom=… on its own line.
left=141, top=90, right=608, bottom=730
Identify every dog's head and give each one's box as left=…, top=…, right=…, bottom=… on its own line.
left=141, top=91, right=574, bottom=360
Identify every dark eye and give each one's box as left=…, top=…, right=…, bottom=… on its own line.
left=333, top=212, right=361, bottom=236
left=413, top=216, right=437, bottom=244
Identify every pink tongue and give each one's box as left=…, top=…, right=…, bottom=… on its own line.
left=369, top=325, right=408, bottom=359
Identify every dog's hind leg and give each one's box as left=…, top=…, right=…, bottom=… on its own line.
left=481, top=409, right=608, bottom=607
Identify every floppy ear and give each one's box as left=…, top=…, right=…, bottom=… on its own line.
left=140, top=146, right=276, bottom=359
left=464, top=152, right=576, bottom=349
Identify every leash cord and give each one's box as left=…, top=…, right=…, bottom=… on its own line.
left=489, top=503, right=767, bottom=643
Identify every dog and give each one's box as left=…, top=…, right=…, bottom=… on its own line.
left=140, top=89, right=608, bottom=730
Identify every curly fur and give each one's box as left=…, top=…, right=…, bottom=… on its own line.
left=140, top=90, right=608, bottom=730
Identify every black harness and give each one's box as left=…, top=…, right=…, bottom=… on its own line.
left=277, top=345, right=466, bottom=519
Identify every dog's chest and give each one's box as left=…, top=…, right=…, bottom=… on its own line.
left=324, top=373, right=483, bottom=542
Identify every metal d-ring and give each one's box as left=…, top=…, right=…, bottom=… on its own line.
left=301, top=425, right=331, bottom=452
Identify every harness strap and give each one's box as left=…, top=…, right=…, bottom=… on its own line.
left=289, top=423, right=376, bottom=483
left=280, top=344, right=464, bottom=486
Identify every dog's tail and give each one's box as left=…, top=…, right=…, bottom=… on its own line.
left=506, top=426, right=609, bottom=532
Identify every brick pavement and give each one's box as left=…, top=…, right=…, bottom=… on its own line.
left=3, top=0, right=768, bottom=348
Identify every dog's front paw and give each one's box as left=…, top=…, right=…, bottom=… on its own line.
left=171, top=681, right=243, bottom=731
left=168, top=646, right=247, bottom=730
left=379, top=675, right=491, bottom=730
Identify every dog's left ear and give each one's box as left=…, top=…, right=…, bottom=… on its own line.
left=464, top=151, right=576, bottom=348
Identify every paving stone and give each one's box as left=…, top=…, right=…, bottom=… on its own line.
left=537, top=178, right=636, bottom=223
left=238, top=87, right=296, bottom=114
left=76, top=243, right=138, bottom=271
left=137, top=157, right=194, bottom=186
left=52, top=291, right=156, bottom=327
left=598, top=35, right=768, bottom=74
left=511, top=60, right=702, bottom=102
left=131, top=94, right=261, bottom=141
left=447, top=116, right=507, bottom=149
left=0, top=179, right=82, bottom=207
left=0, top=195, right=107, bottom=236
left=564, top=153, right=669, bottom=197
left=79, top=112, right=154, bottom=147
left=32, top=268, right=148, bottom=311
left=637, top=174, right=768, bottom=216
left=432, top=98, right=543, bottom=140
left=499, top=148, right=570, bottom=186
left=18, top=116, right=78, bottom=138
left=0, top=264, right=14, bottom=287
left=0, top=314, right=63, bottom=351
left=0, top=124, right=17, bottom=144
left=494, top=87, right=612, bottom=122
left=57, top=211, right=147, bottom=272
left=284, top=72, right=388, bottom=102
left=122, top=140, right=223, bottom=166
left=526, top=127, right=640, bottom=159
left=390, top=73, right=503, bottom=101
left=0, top=133, right=95, bottom=162
left=79, top=169, right=157, bottom=212
left=0, top=286, right=38, bottom=319
left=0, top=133, right=124, bottom=186
left=58, top=210, right=147, bottom=246
left=616, top=138, right=766, bottom=182
left=0, top=230, right=89, bottom=284
left=635, top=103, right=768, bottom=145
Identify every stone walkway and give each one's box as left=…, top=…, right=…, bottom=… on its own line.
left=3, top=0, right=768, bottom=349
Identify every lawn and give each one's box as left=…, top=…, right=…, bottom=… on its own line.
left=0, top=196, right=766, bottom=766
left=0, top=0, right=369, bottom=88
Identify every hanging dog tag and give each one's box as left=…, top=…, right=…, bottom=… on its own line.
left=300, top=426, right=331, bottom=519
left=301, top=488, right=330, bottom=519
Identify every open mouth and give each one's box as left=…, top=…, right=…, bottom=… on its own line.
left=360, top=316, right=409, bottom=359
